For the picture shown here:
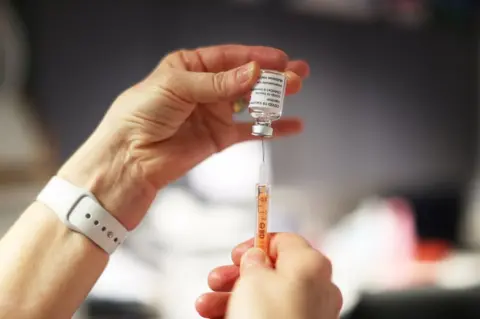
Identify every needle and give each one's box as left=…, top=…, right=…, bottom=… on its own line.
left=261, top=138, right=265, bottom=163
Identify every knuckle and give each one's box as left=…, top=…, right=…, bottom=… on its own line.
left=176, top=49, right=191, bottom=65
left=323, top=256, right=333, bottom=279
left=162, top=50, right=176, bottom=62
left=299, top=250, right=330, bottom=279
left=165, top=49, right=189, bottom=63
left=150, top=71, right=194, bottom=107
left=150, top=71, right=180, bottom=94
left=157, top=50, right=182, bottom=69
left=331, top=284, right=344, bottom=312
left=278, top=232, right=302, bottom=241
left=175, top=49, right=190, bottom=57
left=162, top=48, right=205, bottom=72
left=156, top=72, right=175, bottom=88
left=212, top=71, right=228, bottom=98
left=276, top=232, right=311, bottom=247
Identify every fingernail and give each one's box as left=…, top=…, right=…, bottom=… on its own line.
left=284, top=70, right=296, bottom=80
left=241, top=248, right=270, bottom=271
left=236, top=62, right=256, bottom=84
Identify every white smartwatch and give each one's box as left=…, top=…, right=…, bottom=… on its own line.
left=36, top=176, right=128, bottom=255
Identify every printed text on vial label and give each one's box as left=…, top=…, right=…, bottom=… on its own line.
left=250, top=74, right=285, bottom=109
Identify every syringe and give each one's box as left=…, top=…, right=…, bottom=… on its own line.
left=248, top=69, right=287, bottom=255
left=255, top=139, right=270, bottom=254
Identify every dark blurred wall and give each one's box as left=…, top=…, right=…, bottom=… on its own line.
left=13, top=1, right=478, bottom=213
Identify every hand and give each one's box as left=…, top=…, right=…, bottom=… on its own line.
left=196, top=233, right=343, bottom=319
left=57, top=45, right=309, bottom=229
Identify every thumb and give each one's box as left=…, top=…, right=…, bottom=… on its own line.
left=240, top=248, right=272, bottom=274
left=176, top=61, right=260, bottom=103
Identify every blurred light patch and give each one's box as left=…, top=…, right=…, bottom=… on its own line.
left=150, top=188, right=253, bottom=252
left=292, top=0, right=378, bottom=20
left=187, top=140, right=272, bottom=204
left=90, top=248, right=158, bottom=303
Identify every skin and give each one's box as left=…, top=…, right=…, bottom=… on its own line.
left=196, top=233, right=343, bottom=319
left=0, top=44, right=340, bottom=319
left=58, top=44, right=309, bottom=230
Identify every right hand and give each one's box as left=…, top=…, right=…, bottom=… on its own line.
left=196, top=233, right=343, bottom=319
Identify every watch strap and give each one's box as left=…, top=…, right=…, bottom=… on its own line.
left=36, top=176, right=127, bottom=254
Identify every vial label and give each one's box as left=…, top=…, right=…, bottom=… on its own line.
left=249, top=70, right=286, bottom=112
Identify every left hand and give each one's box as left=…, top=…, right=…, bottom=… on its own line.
left=196, top=238, right=255, bottom=318
left=58, top=44, right=309, bottom=230
left=196, top=234, right=341, bottom=319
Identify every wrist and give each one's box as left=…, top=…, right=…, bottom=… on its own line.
left=0, top=202, right=109, bottom=318
left=57, top=128, right=157, bottom=230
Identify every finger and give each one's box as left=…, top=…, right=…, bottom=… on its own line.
left=161, top=61, right=260, bottom=103
left=269, top=232, right=312, bottom=259
left=240, top=247, right=272, bottom=275
left=235, top=118, right=304, bottom=144
left=331, top=283, right=344, bottom=316
left=285, top=71, right=303, bottom=95
left=195, top=292, right=230, bottom=319
left=208, top=265, right=240, bottom=292
left=231, top=234, right=281, bottom=266
left=231, top=234, right=329, bottom=282
left=286, top=60, right=310, bottom=78
left=231, top=238, right=254, bottom=266
left=270, top=233, right=332, bottom=280
left=164, top=45, right=289, bottom=73
left=276, top=249, right=332, bottom=281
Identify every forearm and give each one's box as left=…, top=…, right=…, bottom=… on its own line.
left=0, top=127, right=156, bottom=319
left=0, top=202, right=107, bottom=319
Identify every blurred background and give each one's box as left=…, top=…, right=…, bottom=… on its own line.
left=1, top=0, right=480, bottom=318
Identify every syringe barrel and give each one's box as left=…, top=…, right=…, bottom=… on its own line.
left=258, top=161, right=269, bottom=185
left=255, top=183, right=270, bottom=254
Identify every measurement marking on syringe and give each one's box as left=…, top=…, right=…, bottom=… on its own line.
left=256, top=185, right=269, bottom=253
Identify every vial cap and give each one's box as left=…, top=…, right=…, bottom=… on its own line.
left=252, top=124, right=273, bottom=137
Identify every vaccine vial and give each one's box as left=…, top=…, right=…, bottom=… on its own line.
left=248, top=70, right=287, bottom=137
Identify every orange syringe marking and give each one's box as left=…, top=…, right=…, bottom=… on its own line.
left=255, top=184, right=270, bottom=255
